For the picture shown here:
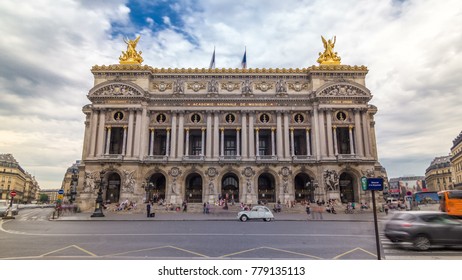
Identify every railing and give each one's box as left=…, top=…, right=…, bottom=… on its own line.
left=256, top=155, right=278, bottom=162
left=103, top=154, right=124, bottom=160
left=145, top=155, right=168, bottom=162
left=219, top=155, right=242, bottom=162
left=182, top=155, right=205, bottom=162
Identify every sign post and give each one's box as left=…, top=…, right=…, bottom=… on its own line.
left=2, top=190, right=17, bottom=220
left=366, top=178, right=384, bottom=260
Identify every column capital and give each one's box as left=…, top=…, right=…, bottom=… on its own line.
left=306, top=127, right=311, bottom=132
left=201, top=127, right=206, bottom=131
left=255, top=127, right=260, bottom=132
left=124, top=126, right=128, bottom=130
left=220, top=127, right=224, bottom=132
left=185, top=127, right=189, bottom=131
left=166, top=127, right=171, bottom=132
left=332, top=125, right=337, bottom=130
left=106, top=125, right=111, bottom=130
left=290, top=127, right=294, bottom=131
left=236, top=127, right=241, bottom=131
left=271, top=127, right=276, bottom=132
left=349, top=125, right=354, bottom=130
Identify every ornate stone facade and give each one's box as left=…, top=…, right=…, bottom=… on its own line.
left=76, top=60, right=383, bottom=210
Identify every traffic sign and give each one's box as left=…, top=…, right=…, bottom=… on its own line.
left=57, top=194, right=64, bottom=200
left=361, top=177, right=368, bottom=191
left=58, top=189, right=64, bottom=195
left=405, top=196, right=413, bottom=201
left=10, top=190, right=17, bottom=197
left=367, top=178, right=384, bottom=191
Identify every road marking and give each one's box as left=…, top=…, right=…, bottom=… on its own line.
left=332, top=247, right=377, bottom=259
left=106, top=245, right=209, bottom=258
left=41, top=245, right=97, bottom=257
left=219, top=246, right=322, bottom=259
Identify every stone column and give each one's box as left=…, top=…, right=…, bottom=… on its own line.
left=361, top=110, right=371, bottom=157
left=166, top=128, right=171, bottom=157
left=126, top=109, right=135, bottom=157
left=333, top=126, right=338, bottom=155
left=311, top=106, right=321, bottom=160
left=122, top=126, right=128, bottom=156
left=170, top=113, right=177, bottom=158
left=241, top=113, right=247, bottom=158
left=139, top=108, right=149, bottom=159
left=105, top=126, right=111, bottom=155
left=271, top=127, right=276, bottom=156
left=255, top=128, right=260, bottom=156
left=133, top=109, right=142, bottom=157
left=206, top=112, right=212, bottom=158
left=149, top=128, right=154, bottom=156
left=326, top=109, right=334, bottom=157
left=248, top=113, right=255, bottom=158
left=201, top=127, right=206, bottom=156
left=185, top=128, right=190, bottom=156
left=96, top=109, right=106, bottom=157
left=177, top=112, right=185, bottom=158
left=213, top=113, right=219, bottom=158
left=220, top=128, right=225, bottom=156
left=290, top=127, right=295, bottom=157
left=306, top=128, right=311, bottom=156
left=283, top=112, right=290, bottom=158
left=349, top=125, right=355, bottom=155
left=354, top=109, right=364, bottom=157
left=89, top=109, right=99, bottom=158
left=318, top=108, right=327, bottom=157
left=236, top=128, right=241, bottom=156
left=276, top=112, right=283, bottom=159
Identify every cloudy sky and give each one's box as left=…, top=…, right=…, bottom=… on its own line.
left=0, top=0, right=461, bottom=189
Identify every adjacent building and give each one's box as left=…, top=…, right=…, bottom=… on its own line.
left=450, top=131, right=462, bottom=190
left=425, top=156, right=453, bottom=192
left=75, top=37, right=385, bottom=210
left=388, top=176, right=426, bottom=199
left=60, top=160, right=80, bottom=203
left=0, top=154, right=40, bottom=203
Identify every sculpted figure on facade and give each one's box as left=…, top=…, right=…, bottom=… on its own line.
left=122, top=170, right=136, bottom=193
left=241, top=79, right=253, bottom=95
left=173, top=80, right=184, bottom=94
left=317, top=35, right=341, bottom=65
left=207, top=79, right=219, bottom=94
left=323, top=169, right=339, bottom=191
left=170, top=177, right=178, bottom=194
left=83, top=171, right=96, bottom=193
left=208, top=179, right=215, bottom=194
left=282, top=178, right=289, bottom=194
left=246, top=179, right=253, bottom=193
left=276, top=79, right=287, bottom=94
left=361, top=169, right=375, bottom=178
left=119, top=35, right=143, bottom=64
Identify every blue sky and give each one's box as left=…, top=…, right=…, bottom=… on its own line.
left=1, top=0, right=461, bottom=188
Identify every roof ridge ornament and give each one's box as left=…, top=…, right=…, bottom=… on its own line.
left=119, top=35, right=144, bottom=65
left=317, top=35, right=341, bottom=65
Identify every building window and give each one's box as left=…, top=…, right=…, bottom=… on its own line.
left=336, top=127, right=351, bottom=154
left=293, top=129, right=307, bottom=155
left=191, top=135, right=202, bottom=155
left=109, top=127, right=124, bottom=154
left=153, top=131, right=167, bottom=155
left=224, top=135, right=236, bottom=156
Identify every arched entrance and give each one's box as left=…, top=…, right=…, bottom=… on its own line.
left=222, top=173, right=239, bottom=203
left=258, top=173, right=276, bottom=203
left=147, top=173, right=166, bottom=203
left=185, top=173, right=203, bottom=203
left=339, top=173, right=355, bottom=203
left=105, top=172, right=121, bottom=203
left=294, top=173, right=314, bottom=202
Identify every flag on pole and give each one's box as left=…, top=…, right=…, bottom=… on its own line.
left=241, top=47, right=247, bottom=69
left=209, top=47, right=216, bottom=69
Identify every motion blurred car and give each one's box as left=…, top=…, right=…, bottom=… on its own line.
left=384, top=211, right=462, bottom=250
left=237, top=205, right=274, bottom=222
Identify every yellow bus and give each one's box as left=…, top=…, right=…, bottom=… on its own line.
left=438, top=190, right=462, bottom=217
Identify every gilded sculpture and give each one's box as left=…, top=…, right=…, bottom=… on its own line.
left=119, top=35, right=144, bottom=64
left=317, top=35, right=341, bottom=65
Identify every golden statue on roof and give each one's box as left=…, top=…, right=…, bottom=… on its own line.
left=119, top=35, right=144, bottom=64
left=317, top=35, right=341, bottom=65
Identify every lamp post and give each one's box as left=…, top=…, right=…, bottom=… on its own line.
left=91, top=171, right=106, bottom=217
left=68, top=170, right=78, bottom=204
left=144, top=179, right=154, bottom=203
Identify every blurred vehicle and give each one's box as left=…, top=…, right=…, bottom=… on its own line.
left=0, top=200, right=19, bottom=217
left=237, top=205, right=274, bottom=222
left=384, top=211, right=462, bottom=251
left=412, top=191, right=440, bottom=211
left=386, top=197, right=399, bottom=209
left=438, top=190, right=462, bottom=216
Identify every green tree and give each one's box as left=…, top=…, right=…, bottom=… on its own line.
left=39, top=194, right=49, bottom=203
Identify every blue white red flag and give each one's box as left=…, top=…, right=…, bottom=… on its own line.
left=209, top=47, right=215, bottom=69
left=241, top=48, right=247, bottom=69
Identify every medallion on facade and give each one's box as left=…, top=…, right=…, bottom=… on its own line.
left=152, top=82, right=172, bottom=92
left=221, top=81, right=240, bottom=92
left=187, top=81, right=206, bottom=92
left=207, top=167, right=217, bottom=178
left=293, top=113, right=304, bottom=124
left=288, top=82, right=308, bottom=92
left=259, top=113, right=270, bottom=123
left=114, top=111, right=124, bottom=121
left=190, top=113, right=202, bottom=123
left=225, top=114, right=236, bottom=124
left=255, top=81, right=273, bottom=92
left=168, top=167, right=181, bottom=178
left=156, top=113, right=167, bottom=123
left=242, top=167, right=255, bottom=178
left=335, top=111, right=348, bottom=122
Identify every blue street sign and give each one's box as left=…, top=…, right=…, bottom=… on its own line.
left=58, top=189, right=64, bottom=195
left=367, top=178, right=384, bottom=191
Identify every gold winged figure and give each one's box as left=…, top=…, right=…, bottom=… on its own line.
left=119, top=35, right=144, bottom=64
left=317, top=35, right=341, bottom=65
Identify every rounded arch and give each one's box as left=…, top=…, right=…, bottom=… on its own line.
left=88, top=81, right=145, bottom=96
left=257, top=173, right=276, bottom=203
left=105, top=171, right=121, bottom=203
left=221, top=173, right=239, bottom=202
left=339, top=172, right=357, bottom=203
left=315, top=81, right=371, bottom=97
left=185, top=172, right=203, bottom=203
left=294, top=173, right=315, bottom=202
left=147, top=173, right=166, bottom=203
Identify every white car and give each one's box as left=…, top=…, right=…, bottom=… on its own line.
left=0, top=200, right=19, bottom=217
left=237, top=205, right=274, bottom=222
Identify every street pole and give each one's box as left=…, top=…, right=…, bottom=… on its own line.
left=371, top=190, right=381, bottom=260
left=2, top=192, right=16, bottom=220
left=91, top=171, right=105, bottom=217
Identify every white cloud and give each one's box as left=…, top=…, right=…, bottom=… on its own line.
left=0, top=0, right=461, bottom=188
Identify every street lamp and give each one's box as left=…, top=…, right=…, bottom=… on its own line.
left=91, top=171, right=106, bottom=217
left=144, top=179, right=154, bottom=203
left=68, top=169, right=78, bottom=204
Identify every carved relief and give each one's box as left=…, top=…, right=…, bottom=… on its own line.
left=255, top=81, right=273, bottom=92
left=92, top=84, right=141, bottom=96
left=241, top=79, right=253, bottom=95
left=173, top=80, right=184, bottom=94
left=152, top=82, right=172, bottom=92
left=83, top=171, right=97, bottom=193
left=221, top=81, right=240, bottom=92
left=207, top=79, right=219, bottom=94
left=187, top=81, right=206, bottom=92
left=319, top=84, right=367, bottom=96
left=275, top=79, right=287, bottom=94
left=323, top=170, right=339, bottom=191
left=288, top=82, right=309, bottom=92
left=122, top=170, right=136, bottom=193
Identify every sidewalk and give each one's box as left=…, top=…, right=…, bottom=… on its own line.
left=53, top=208, right=388, bottom=222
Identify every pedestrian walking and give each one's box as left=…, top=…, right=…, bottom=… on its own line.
left=146, top=202, right=151, bottom=218
left=305, top=201, right=311, bottom=220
